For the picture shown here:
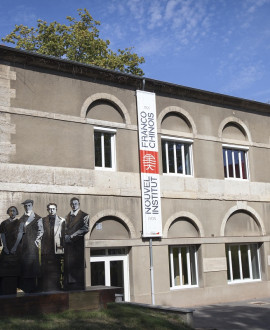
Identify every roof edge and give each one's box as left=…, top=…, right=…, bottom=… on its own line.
left=1, top=45, right=270, bottom=114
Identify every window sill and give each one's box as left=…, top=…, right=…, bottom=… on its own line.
left=228, top=279, right=261, bottom=284
left=170, top=285, right=199, bottom=291
left=224, top=177, right=249, bottom=181
left=163, top=173, right=194, bottom=178
left=95, top=167, right=115, bottom=171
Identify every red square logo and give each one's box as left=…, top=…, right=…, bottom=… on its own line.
left=140, top=150, right=159, bottom=174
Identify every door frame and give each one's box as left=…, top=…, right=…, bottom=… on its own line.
left=90, top=253, right=130, bottom=301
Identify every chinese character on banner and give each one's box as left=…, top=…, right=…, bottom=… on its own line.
left=143, top=154, right=155, bottom=171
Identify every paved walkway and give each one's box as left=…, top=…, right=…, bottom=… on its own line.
left=193, top=297, right=270, bottom=330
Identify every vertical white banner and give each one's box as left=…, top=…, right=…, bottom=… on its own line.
left=136, top=90, right=162, bottom=237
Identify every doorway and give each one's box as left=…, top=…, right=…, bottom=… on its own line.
left=90, top=248, right=130, bottom=301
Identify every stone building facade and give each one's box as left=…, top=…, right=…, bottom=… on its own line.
left=1, top=45, right=270, bottom=306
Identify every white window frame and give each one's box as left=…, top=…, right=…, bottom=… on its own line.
left=226, top=243, right=261, bottom=284
left=161, top=136, right=194, bottom=176
left=222, top=144, right=249, bottom=180
left=94, top=126, right=116, bottom=171
left=90, top=248, right=130, bottom=301
left=169, top=245, right=199, bottom=290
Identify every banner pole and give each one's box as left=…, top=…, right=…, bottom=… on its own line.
left=149, top=238, right=155, bottom=305
left=136, top=90, right=161, bottom=306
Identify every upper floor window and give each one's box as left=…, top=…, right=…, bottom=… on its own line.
left=169, top=245, right=198, bottom=289
left=222, top=144, right=249, bottom=180
left=226, top=243, right=261, bottom=283
left=94, top=127, right=116, bottom=170
left=162, top=136, right=193, bottom=176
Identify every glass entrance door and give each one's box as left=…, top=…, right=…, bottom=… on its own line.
left=91, top=261, right=105, bottom=286
left=110, top=260, right=124, bottom=287
left=90, top=248, right=130, bottom=301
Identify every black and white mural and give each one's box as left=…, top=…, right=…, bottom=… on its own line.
left=0, top=198, right=89, bottom=295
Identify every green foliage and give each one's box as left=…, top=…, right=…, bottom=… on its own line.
left=2, top=9, right=145, bottom=76
left=0, top=304, right=192, bottom=329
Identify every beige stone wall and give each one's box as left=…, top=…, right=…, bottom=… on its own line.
left=10, top=66, right=138, bottom=125
left=156, top=94, right=270, bottom=145
left=152, top=280, right=270, bottom=308
left=144, top=240, right=267, bottom=304
left=1, top=60, right=270, bottom=306
left=129, top=242, right=270, bottom=307
left=3, top=64, right=270, bottom=180
left=10, top=114, right=93, bottom=168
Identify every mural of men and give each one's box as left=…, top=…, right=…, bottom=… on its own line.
left=64, top=197, right=89, bottom=290
left=39, top=203, right=65, bottom=292
left=18, top=199, right=43, bottom=293
left=0, top=206, right=24, bottom=295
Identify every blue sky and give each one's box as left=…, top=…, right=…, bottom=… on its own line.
left=1, top=0, right=270, bottom=103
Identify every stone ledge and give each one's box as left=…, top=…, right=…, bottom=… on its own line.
left=0, top=105, right=137, bottom=131
left=1, top=163, right=270, bottom=202
left=0, top=286, right=123, bottom=317
left=0, top=182, right=140, bottom=197
left=0, top=163, right=141, bottom=196
left=114, top=301, right=194, bottom=326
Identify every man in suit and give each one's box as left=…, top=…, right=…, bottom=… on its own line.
left=39, top=203, right=65, bottom=292
left=18, top=199, right=43, bottom=293
left=64, top=197, right=89, bottom=290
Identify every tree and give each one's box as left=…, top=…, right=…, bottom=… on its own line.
left=2, top=9, right=145, bottom=76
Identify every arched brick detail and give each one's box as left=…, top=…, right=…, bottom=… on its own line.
left=163, top=211, right=204, bottom=238
left=80, top=93, right=131, bottom=125
left=218, top=116, right=252, bottom=143
left=157, top=106, right=197, bottom=135
left=220, top=204, right=266, bottom=236
left=87, top=209, right=136, bottom=239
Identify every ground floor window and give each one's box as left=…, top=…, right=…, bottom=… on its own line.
left=169, top=245, right=198, bottom=288
left=90, top=247, right=130, bottom=301
left=226, top=243, right=261, bottom=283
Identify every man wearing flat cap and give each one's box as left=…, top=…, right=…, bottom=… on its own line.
left=64, top=197, right=89, bottom=290
left=18, top=199, right=43, bottom=293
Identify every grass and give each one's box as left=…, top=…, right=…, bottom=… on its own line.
left=0, top=303, right=192, bottom=330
